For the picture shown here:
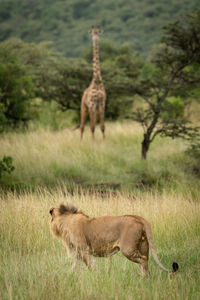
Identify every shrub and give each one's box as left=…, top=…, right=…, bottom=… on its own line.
left=0, top=156, right=15, bottom=178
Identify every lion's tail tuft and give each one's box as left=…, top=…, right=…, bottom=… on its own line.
left=142, top=219, right=179, bottom=273
left=172, top=262, right=179, bottom=272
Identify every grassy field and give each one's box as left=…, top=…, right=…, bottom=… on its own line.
left=0, top=122, right=199, bottom=196
left=0, top=122, right=200, bottom=299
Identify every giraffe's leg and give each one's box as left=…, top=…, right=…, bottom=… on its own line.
left=99, top=106, right=105, bottom=139
left=89, top=110, right=97, bottom=141
left=80, top=103, right=88, bottom=141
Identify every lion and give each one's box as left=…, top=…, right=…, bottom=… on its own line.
left=49, top=204, right=179, bottom=275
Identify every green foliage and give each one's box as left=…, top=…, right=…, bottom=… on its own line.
left=100, top=44, right=143, bottom=119
left=0, top=103, right=7, bottom=132
left=162, top=97, right=184, bottom=122
left=186, top=138, right=200, bottom=160
left=184, top=135, right=200, bottom=178
left=0, top=0, right=199, bottom=57
left=0, top=156, right=15, bottom=178
left=0, top=39, right=59, bottom=103
left=31, top=101, right=79, bottom=130
left=50, top=58, right=91, bottom=112
left=0, top=42, right=34, bottom=130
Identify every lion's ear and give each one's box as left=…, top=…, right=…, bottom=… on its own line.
left=49, top=208, right=53, bottom=215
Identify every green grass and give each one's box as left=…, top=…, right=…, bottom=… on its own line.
left=0, top=122, right=200, bottom=299
left=0, top=122, right=199, bottom=196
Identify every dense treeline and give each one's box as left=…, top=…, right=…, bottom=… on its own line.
left=0, top=0, right=199, bottom=57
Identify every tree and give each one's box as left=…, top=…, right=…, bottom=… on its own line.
left=0, top=43, right=34, bottom=131
left=0, top=156, right=15, bottom=179
left=49, top=58, right=91, bottom=112
left=132, top=11, right=200, bottom=159
left=0, top=39, right=59, bottom=103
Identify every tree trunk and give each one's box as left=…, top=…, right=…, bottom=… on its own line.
left=141, top=135, right=150, bottom=159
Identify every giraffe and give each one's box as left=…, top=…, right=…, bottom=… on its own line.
left=80, top=27, right=106, bottom=140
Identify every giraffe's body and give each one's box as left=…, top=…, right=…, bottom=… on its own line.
left=80, top=28, right=106, bottom=140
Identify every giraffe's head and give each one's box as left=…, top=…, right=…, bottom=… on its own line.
left=89, top=27, right=103, bottom=42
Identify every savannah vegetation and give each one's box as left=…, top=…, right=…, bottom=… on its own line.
left=0, top=4, right=200, bottom=300
left=1, top=11, right=200, bottom=158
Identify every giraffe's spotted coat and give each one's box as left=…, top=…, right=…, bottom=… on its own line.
left=80, top=28, right=106, bottom=140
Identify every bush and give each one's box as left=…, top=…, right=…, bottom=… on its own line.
left=0, top=156, right=15, bottom=178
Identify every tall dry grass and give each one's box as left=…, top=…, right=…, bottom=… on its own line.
left=0, top=188, right=199, bottom=300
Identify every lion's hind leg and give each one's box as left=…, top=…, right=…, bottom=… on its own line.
left=120, top=224, right=150, bottom=276
left=138, top=256, right=149, bottom=276
left=138, top=234, right=150, bottom=276
left=121, top=247, right=150, bottom=276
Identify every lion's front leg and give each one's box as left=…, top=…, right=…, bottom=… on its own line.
left=70, top=259, right=78, bottom=271
left=63, top=240, right=81, bottom=271
left=70, top=253, right=95, bottom=271
left=78, top=250, right=96, bottom=270
left=68, top=241, right=96, bottom=270
left=69, top=234, right=95, bottom=270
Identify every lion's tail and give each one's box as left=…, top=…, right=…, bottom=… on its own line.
left=142, top=219, right=179, bottom=273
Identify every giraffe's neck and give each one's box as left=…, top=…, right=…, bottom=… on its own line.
left=92, top=38, right=102, bottom=82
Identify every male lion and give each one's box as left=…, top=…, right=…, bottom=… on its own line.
left=49, top=204, right=178, bottom=275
